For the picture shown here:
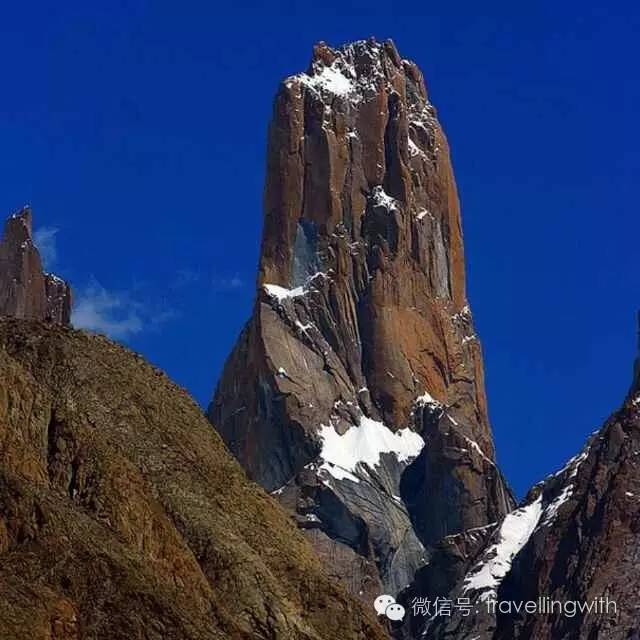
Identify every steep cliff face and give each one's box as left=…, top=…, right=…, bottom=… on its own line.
left=406, top=337, right=640, bottom=640
left=496, top=410, right=640, bottom=640
left=210, top=38, right=513, bottom=600
left=0, top=207, right=71, bottom=324
left=0, top=318, right=385, bottom=640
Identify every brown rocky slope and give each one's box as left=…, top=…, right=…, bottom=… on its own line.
left=0, top=317, right=386, bottom=640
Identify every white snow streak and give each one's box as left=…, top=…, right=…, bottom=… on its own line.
left=263, top=272, right=327, bottom=302
left=463, top=436, right=493, bottom=465
left=408, top=138, right=425, bottom=158
left=540, top=447, right=589, bottom=526
left=462, top=496, right=543, bottom=601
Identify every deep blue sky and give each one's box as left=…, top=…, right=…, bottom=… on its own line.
left=2, top=1, right=639, bottom=497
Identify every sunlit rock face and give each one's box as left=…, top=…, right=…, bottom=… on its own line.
left=209, top=38, right=513, bottom=601
left=0, top=207, right=71, bottom=324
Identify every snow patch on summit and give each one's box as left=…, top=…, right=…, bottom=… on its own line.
left=299, top=64, right=354, bottom=96
left=288, top=60, right=357, bottom=100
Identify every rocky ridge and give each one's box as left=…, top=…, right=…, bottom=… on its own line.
left=0, top=318, right=386, bottom=640
left=406, top=349, right=640, bottom=640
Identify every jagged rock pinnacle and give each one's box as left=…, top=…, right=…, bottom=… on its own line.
left=210, top=39, right=513, bottom=600
left=0, top=206, right=72, bottom=324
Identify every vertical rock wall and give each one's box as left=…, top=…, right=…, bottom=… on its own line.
left=210, top=38, right=513, bottom=599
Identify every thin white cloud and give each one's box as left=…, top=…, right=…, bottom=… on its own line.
left=72, top=283, right=143, bottom=339
left=212, top=274, right=244, bottom=291
left=72, top=280, right=175, bottom=340
left=169, top=269, right=245, bottom=293
left=170, top=268, right=200, bottom=289
left=149, top=308, right=180, bottom=328
left=34, top=227, right=59, bottom=269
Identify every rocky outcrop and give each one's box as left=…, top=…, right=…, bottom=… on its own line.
left=210, top=38, right=513, bottom=601
left=0, top=207, right=71, bottom=324
left=209, top=38, right=640, bottom=638
left=0, top=318, right=385, bottom=640
left=494, top=361, right=640, bottom=640
left=403, top=326, right=640, bottom=640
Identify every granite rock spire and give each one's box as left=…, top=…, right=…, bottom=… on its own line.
left=210, top=38, right=513, bottom=599
left=0, top=207, right=71, bottom=324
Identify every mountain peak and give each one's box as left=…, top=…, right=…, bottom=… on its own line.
left=211, top=38, right=513, bottom=601
left=0, top=207, right=72, bottom=324
left=5, top=205, right=33, bottom=242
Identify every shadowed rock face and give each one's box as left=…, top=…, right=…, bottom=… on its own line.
left=0, top=318, right=386, bottom=640
left=0, top=207, right=71, bottom=324
left=210, top=38, right=513, bottom=600
left=404, top=338, right=640, bottom=640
